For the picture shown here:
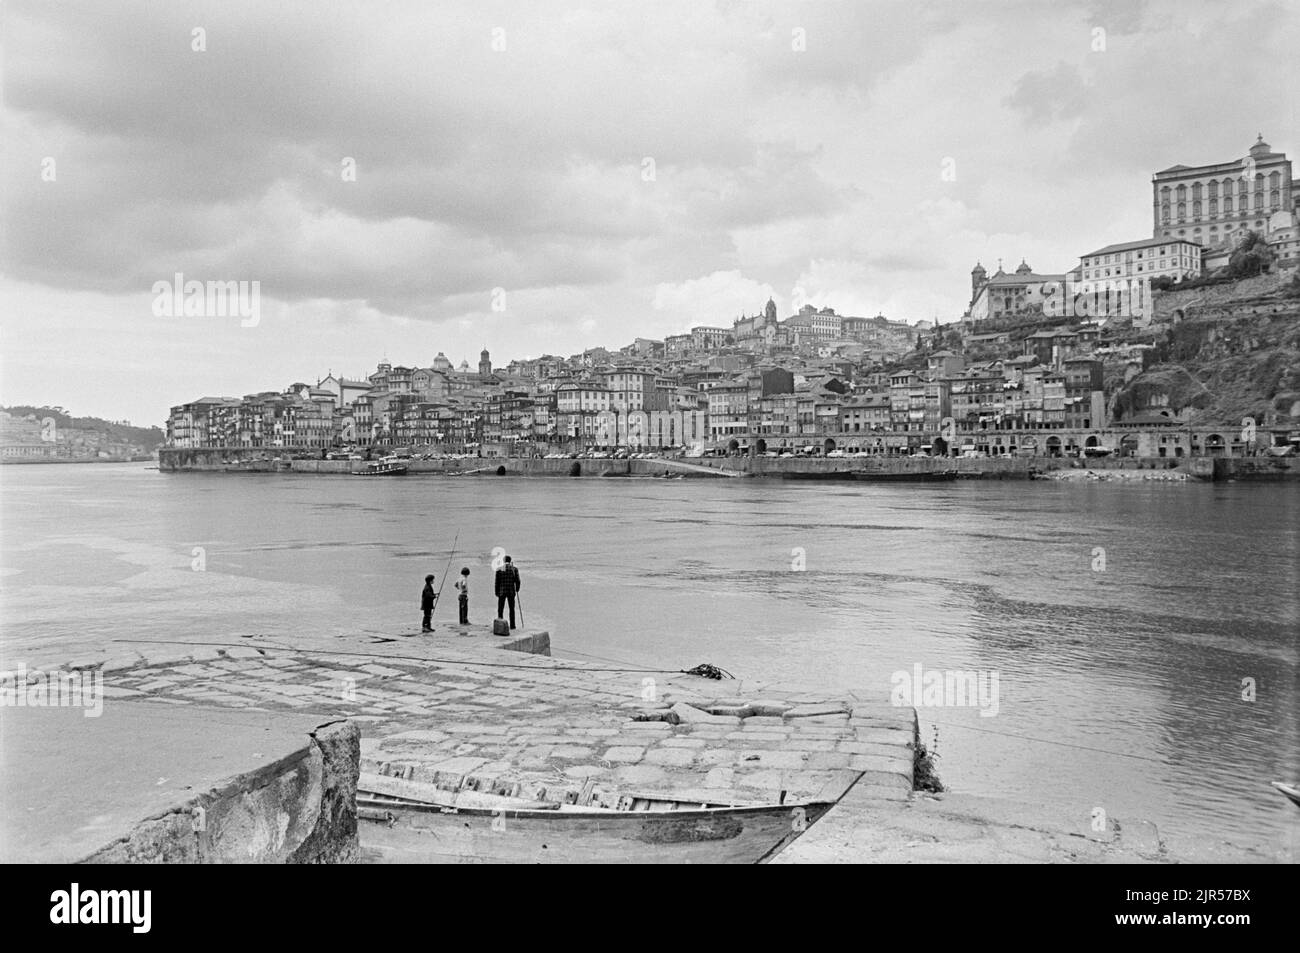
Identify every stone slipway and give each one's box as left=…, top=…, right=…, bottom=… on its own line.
left=0, top=702, right=359, bottom=863
left=774, top=789, right=1281, bottom=864
left=9, top=623, right=919, bottom=858
left=8, top=624, right=1258, bottom=863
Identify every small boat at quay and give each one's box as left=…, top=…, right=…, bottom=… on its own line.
left=353, top=461, right=408, bottom=476
left=356, top=773, right=833, bottom=863
left=1272, top=781, right=1300, bottom=808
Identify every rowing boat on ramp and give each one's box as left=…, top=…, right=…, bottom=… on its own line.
left=356, top=772, right=833, bottom=864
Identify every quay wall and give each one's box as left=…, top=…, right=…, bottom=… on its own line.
left=84, top=720, right=360, bottom=864
left=158, top=447, right=1300, bottom=481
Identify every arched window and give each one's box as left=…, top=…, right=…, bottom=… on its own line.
left=1177, top=202, right=1186, bottom=220
left=1209, top=199, right=1217, bottom=215
left=1192, top=182, right=1202, bottom=199
left=1161, top=204, right=1170, bottom=224
left=1224, top=196, right=1233, bottom=213
left=1193, top=200, right=1201, bottom=216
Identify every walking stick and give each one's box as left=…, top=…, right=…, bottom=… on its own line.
left=516, top=591, right=524, bottom=628
left=430, top=531, right=459, bottom=626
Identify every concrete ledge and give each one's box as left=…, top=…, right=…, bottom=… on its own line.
left=422, top=624, right=550, bottom=656
left=1, top=702, right=359, bottom=863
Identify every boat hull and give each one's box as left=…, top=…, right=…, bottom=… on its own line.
left=358, top=799, right=833, bottom=864
left=1272, top=781, right=1300, bottom=808
left=852, top=469, right=958, bottom=482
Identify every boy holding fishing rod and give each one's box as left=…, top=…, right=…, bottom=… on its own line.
left=420, top=532, right=461, bottom=634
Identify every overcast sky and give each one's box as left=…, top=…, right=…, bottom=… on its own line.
left=2, top=0, right=1297, bottom=426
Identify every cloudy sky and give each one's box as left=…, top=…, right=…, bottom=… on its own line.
left=2, top=0, right=1297, bottom=426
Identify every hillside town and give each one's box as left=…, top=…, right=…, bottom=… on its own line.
left=166, top=136, right=1300, bottom=462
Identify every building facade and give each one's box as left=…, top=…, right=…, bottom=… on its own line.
left=1151, top=135, right=1297, bottom=250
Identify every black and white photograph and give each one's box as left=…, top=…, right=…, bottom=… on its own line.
left=0, top=0, right=1294, bottom=925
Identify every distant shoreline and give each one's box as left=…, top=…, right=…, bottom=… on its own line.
left=0, top=456, right=155, bottom=465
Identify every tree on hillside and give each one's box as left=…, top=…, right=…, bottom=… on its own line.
left=1227, top=230, right=1274, bottom=278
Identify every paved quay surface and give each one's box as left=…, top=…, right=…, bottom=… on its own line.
left=776, top=788, right=1283, bottom=864
left=14, top=623, right=918, bottom=832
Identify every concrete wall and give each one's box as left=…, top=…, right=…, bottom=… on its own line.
left=159, top=447, right=1298, bottom=481
left=82, top=720, right=360, bottom=864
left=1153, top=272, right=1290, bottom=321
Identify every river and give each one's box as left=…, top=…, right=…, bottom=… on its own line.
left=1, top=463, right=1295, bottom=859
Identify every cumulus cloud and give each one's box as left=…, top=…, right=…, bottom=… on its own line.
left=1, top=0, right=1297, bottom=424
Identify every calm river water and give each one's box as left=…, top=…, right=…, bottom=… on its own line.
left=1, top=463, right=1296, bottom=859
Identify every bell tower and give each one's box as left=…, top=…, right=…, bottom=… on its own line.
left=478, top=348, right=492, bottom=376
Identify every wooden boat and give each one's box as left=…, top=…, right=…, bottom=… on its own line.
left=356, top=773, right=832, bottom=863
left=353, top=461, right=408, bottom=476
left=1271, top=781, right=1300, bottom=808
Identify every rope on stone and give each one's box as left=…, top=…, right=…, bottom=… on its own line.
left=680, top=663, right=734, bottom=680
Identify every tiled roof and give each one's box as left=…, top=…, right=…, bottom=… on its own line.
left=1083, top=236, right=1200, bottom=257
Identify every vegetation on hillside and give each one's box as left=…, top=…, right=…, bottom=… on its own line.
left=1, top=406, right=166, bottom=450
left=1112, top=304, right=1300, bottom=426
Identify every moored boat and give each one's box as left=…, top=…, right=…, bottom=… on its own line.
left=353, top=461, right=408, bottom=476
left=852, top=468, right=958, bottom=482
left=1272, top=781, right=1300, bottom=808
left=355, top=773, right=832, bottom=863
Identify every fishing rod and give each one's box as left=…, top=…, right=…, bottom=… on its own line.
left=430, top=530, right=459, bottom=624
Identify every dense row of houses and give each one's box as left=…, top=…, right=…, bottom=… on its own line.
left=166, top=326, right=1118, bottom=457
left=163, top=136, right=1298, bottom=460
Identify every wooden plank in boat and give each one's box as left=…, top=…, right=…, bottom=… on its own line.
left=358, top=772, right=559, bottom=811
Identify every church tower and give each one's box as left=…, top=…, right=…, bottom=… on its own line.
left=478, top=348, right=492, bottom=376
left=764, top=297, right=777, bottom=323
left=970, top=262, right=987, bottom=303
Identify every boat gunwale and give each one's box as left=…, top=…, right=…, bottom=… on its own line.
left=357, top=794, right=835, bottom=823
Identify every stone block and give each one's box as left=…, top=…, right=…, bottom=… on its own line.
left=602, top=746, right=646, bottom=763
left=644, top=747, right=696, bottom=767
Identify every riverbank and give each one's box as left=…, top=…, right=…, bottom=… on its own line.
left=157, top=447, right=1300, bottom=481
left=6, top=617, right=1274, bottom=863
left=0, top=454, right=155, bottom=465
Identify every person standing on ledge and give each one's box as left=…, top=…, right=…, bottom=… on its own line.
left=421, top=574, right=437, bottom=632
left=455, top=567, right=471, bottom=625
left=495, top=555, right=521, bottom=630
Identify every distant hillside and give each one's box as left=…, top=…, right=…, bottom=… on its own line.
left=0, top=406, right=166, bottom=451
left=1110, top=273, right=1300, bottom=427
